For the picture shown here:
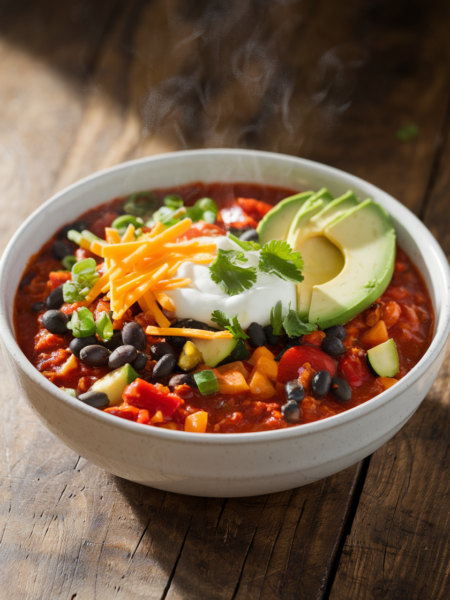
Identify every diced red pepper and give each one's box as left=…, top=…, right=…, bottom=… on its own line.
left=179, top=222, right=226, bottom=240
left=49, top=271, right=71, bottom=290
left=123, top=379, right=183, bottom=418
left=236, top=198, right=273, bottom=219
left=104, top=403, right=150, bottom=424
left=277, top=345, right=336, bottom=384
left=338, top=354, right=373, bottom=387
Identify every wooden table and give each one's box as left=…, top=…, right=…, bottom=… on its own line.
left=1, top=1, right=450, bottom=598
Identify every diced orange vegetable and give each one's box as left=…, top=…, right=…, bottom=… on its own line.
left=185, top=411, right=208, bottom=433
left=248, top=369, right=276, bottom=399
left=216, top=361, right=248, bottom=379
left=252, top=356, right=278, bottom=380
left=150, top=410, right=164, bottom=424
left=248, top=346, right=275, bottom=365
left=383, top=301, right=402, bottom=327
left=217, top=371, right=250, bottom=395
left=377, top=377, right=398, bottom=390
left=360, top=320, right=389, bottom=348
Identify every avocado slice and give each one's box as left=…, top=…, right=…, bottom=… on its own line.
left=287, top=191, right=359, bottom=318
left=308, top=200, right=396, bottom=328
left=257, top=188, right=332, bottom=244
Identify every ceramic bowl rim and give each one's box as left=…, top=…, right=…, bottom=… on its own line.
left=1, top=148, right=449, bottom=445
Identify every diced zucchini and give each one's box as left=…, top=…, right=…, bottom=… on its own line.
left=90, top=363, right=139, bottom=406
left=366, top=338, right=399, bottom=378
left=178, top=341, right=203, bottom=371
left=192, top=337, right=250, bottom=368
left=61, top=387, right=77, bottom=398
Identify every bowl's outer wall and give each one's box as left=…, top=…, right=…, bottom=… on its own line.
left=1, top=150, right=449, bottom=497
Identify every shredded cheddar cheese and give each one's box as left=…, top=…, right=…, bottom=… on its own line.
left=82, top=218, right=216, bottom=323
left=145, top=327, right=233, bottom=339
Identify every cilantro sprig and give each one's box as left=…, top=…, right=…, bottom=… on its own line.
left=259, top=240, right=304, bottom=283
left=270, top=301, right=318, bottom=338
left=209, top=249, right=257, bottom=297
left=211, top=310, right=249, bottom=340
left=227, top=232, right=260, bottom=251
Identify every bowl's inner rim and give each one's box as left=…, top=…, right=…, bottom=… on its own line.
left=1, top=149, right=449, bottom=443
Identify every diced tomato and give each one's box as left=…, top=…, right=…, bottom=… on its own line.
left=49, top=271, right=71, bottom=290
left=236, top=198, right=273, bottom=219
left=104, top=403, right=150, bottom=424
left=277, top=345, right=336, bottom=384
left=123, top=379, right=183, bottom=418
left=302, top=331, right=326, bottom=347
left=338, top=354, right=373, bottom=387
left=179, top=222, right=226, bottom=240
left=60, top=302, right=84, bottom=315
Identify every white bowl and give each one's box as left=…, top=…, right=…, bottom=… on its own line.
left=1, top=150, right=449, bottom=498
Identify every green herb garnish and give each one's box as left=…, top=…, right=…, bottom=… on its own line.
left=270, top=300, right=284, bottom=336
left=62, top=257, right=100, bottom=303
left=209, top=249, right=257, bottom=297
left=228, top=232, right=260, bottom=251
left=258, top=240, right=304, bottom=283
left=95, top=312, right=114, bottom=342
left=211, top=310, right=249, bottom=340
left=282, top=306, right=317, bottom=338
left=67, top=307, right=96, bottom=338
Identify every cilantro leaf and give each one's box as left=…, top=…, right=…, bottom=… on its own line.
left=228, top=232, right=260, bottom=251
left=270, top=301, right=284, bottom=336
left=259, top=240, right=304, bottom=283
left=282, top=307, right=317, bottom=338
left=209, top=249, right=257, bottom=296
left=211, top=310, right=249, bottom=340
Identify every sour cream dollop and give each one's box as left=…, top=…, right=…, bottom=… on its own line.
left=165, top=236, right=296, bottom=329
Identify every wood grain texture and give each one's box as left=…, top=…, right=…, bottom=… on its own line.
left=1, top=0, right=450, bottom=598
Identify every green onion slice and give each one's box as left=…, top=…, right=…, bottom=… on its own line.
left=67, top=307, right=96, bottom=338
left=95, top=312, right=114, bottom=342
left=111, top=214, right=145, bottom=230
left=193, top=370, right=219, bottom=396
left=61, top=255, right=77, bottom=270
left=124, top=191, right=158, bottom=217
left=163, top=194, right=183, bottom=209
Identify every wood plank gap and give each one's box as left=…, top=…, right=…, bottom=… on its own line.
left=160, top=512, right=194, bottom=600
left=418, top=91, right=450, bottom=222
left=323, top=458, right=369, bottom=600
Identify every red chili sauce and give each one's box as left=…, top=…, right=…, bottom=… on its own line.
left=14, top=182, right=434, bottom=433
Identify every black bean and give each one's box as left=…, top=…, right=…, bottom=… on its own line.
left=152, top=354, right=177, bottom=379
left=122, top=321, right=147, bottom=351
left=247, top=322, right=266, bottom=347
left=281, top=401, right=301, bottom=423
left=171, top=318, right=218, bottom=331
left=239, top=228, right=259, bottom=242
left=324, top=325, right=347, bottom=341
left=79, top=391, right=109, bottom=408
left=330, top=377, right=352, bottom=402
left=284, top=336, right=302, bottom=348
left=58, top=220, right=87, bottom=240
left=69, top=335, right=98, bottom=358
left=79, top=345, right=111, bottom=367
left=321, top=335, right=345, bottom=357
left=166, top=336, right=186, bottom=348
left=102, top=330, right=123, bottom=351
left=150, top=342, right=176, bottom=360
left=108, top=345, right=138, bottom=370
left=263, top=324, right=280, bottom=345
left=285, top=380, right=305, bottom=403
left=45, top=285, right=65, bottom=310
left=52, top=240, right=73, bottom=260
left=168, top=373, right=197, bottom=388
left=132, top=352, right=149, bottom=371
left=31, top=301, right=46, bottom=312
left=311, top=370, right=332, bottom=398
left=42, top=310, right=69, bottom=335
left=19, top=270, right=36, bottom=290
